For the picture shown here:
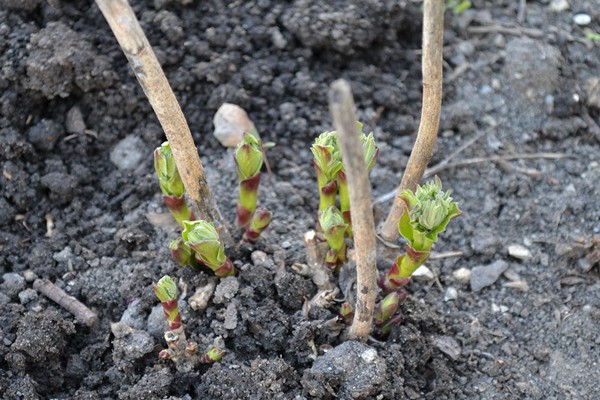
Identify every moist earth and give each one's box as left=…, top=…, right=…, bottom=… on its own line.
left=1, top=1, right=599, bottom=399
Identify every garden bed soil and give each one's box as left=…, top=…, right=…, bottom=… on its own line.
left=1, top=0, right=599, bottom=399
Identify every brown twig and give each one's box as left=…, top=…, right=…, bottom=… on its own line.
left=375, top=152, right=570, bottom=207
left=34, top=279, right=97, bottom=327
left=468, top=25, right=544, bottom=38
left=379, top=0, right=445, bottom=242
left=95, top=0, right=231, bottom=245
left=424, top=152, right=571, bottom=177
left=329, top=79, right=378, bottom=342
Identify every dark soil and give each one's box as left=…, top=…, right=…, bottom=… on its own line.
left=1, top=1, right=599, bottom=399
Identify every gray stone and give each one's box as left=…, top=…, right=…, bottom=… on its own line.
left=470, top=260, right=509, bottom=292
left=213, top=276, right=239, bottom=304
left=120, top=299, right=147, bottom=330
left=52, top=246, right=73, bottom=263
left=110, top=135, right=146, bottom=170
left=444, top=287, right=458, bottom=302
left=18, top=288, right=38, bottom=304
left=111, top=322, right=155, bottom=371
left=1, top=273, right=26, bottom=299
left=302, top=341, right=386, bottom=399
left=147, top=304, right=169, bottom=340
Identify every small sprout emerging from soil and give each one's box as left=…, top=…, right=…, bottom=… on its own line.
left=319, top=206, right=348, bottom=272
left=181, top=220, right=236, bottom=277
left=373, top=289, right=407, bottom=340
left=154, top=142, right=195, bottom=227
left=153, top=275, right=224, bottom=370
left=200, top=345, right=225, bottom=363
left=312, top=131, right=343, bottom=212
left=380, top=177, right=461, bottom=292
left=338, top=302, right=354, bottom=325
left=235, top=133, right=271, bottom=242
left=153, top=275, right=182, bottom=331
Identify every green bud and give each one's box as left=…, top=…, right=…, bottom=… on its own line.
left=182, top=220, right=226, bottom=270
left=235, top=133, right=263, bottom=180
left=359, top=124, right=379, bottom=172
left=154, top=275, right=178, bottom=302
left=169, top=237, right=194, bottom=267
left=400, top=176, right=461, bottom=244
left=154, top=142, right=185, bottom=197
left=201, top=345, right=224, bottom=363
left=319, top=206, right=347, bottom=252
left=374, top=291, right=402, bottom=327
left=311, top=131, right=343, bottom=182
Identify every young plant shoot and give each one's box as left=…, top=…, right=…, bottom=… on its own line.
left=337, top=123, right=379, bottom=237
left=154, top=142, right=195, bottom=227
left=319, top=205, right=348, bottom=272
left=182, top=220, right=235, bottom=277
left=380, top=177, right=461, bottom=292
left=311, top=131, right=343, bottom=212
left=235, top=133, right=271, bottom=242
left=154, top=275, right=224, bottom=369
left=373, top=289, right=407, bottom=340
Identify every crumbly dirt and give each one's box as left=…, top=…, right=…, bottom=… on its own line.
left=1, top=1, right=599, bottom=399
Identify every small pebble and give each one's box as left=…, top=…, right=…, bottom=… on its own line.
left=412, top=265, right=434, bottom=282
left=549, top=0, right=570, bottom=12
left=22, top=270, right=38, bottom=283
left=432, top=335, right=461, bottom=360
left=453, top=267, right=471, bottom=285
left=503, top=280, right=529, bottom=292
left=110, top=135, right=146, bottom=170
left=18, top=288, right=38, bottom=304
left=213, top=103, right=256, bottom=147
left=444, top=287, right=458, bottom=302
left=213, top=276, right=239, bottom=304
left=470, top=260, right=508, bottom=292
left=508, top=244, right=532, bottom=261
left=1, top=273, right=26, bottom=298
left=573, top=13, right=591, bottom=26
left=65, top=105, right=86, bottom=134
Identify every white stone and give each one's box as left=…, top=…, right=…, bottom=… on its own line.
left=444, top=287, right=458, bottom=302
left=453, top=267, right=471, bottom=285
left=550, top=0, right=569, bottom=12
left=412, top=265, right=434, bottom=281
left=213, top=103, right=256, bottom=147
left=508, top=244, right=532, bottom=261
left=110, top=135, right=146, bottom=170
left=573, top=13, right=591, bottom=26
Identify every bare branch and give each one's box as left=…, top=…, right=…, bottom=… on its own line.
left=95, top=0, right=231, bottom=244
left=329, top=79, right=378, bottom=342
left=380, top=0, right=445, bottom=242
left=34, top=279, right=97, bottom=327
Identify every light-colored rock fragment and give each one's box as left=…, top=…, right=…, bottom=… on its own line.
left=213, top=103, right=256, bottom=147
left=453, top=267, right=471, bottom=285
left=573, top=13, right=591, bottom=26
left=508, top=244, right=532, bottom=261
left=471, top=260, right=509, bottom=292
left=444, top=287, right=458, bottom=302
left=549, top=0, right=569, bottom=12
left=412, top=265, right=434, bottom=281
left=188, top=279, right=217, bottom=311
left=503, top=280, right=529, bottom=292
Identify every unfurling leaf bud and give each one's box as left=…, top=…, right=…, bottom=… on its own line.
left=243, top=207, right=272, bottom=243
left=339, top=302, right=354, bottom=324
left=311, top=131, right=343, bottom=183
left=182, top=220, right=226, bottom=270
left=235, top=133, right=263, bottom=180
left=319, top=206, right=347, bottom=252
left=169, top=237, right=195, bottom=267
left=201, top=345, right=224, bottom=363
left=374, top=291, right=404, bottom=327
left=154, top=275, right=178, bottom=302
left=154, top=142, right=185, bottom=197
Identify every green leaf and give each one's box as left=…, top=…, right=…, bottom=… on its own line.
left=311, top=131, right=342, bottom=182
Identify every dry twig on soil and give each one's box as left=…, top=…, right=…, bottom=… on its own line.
left=95, top=0, right=231, bottom=245
left=34, top=279, right=97, bottom=327
left=329, top=79, right=378, bottom=342
left=380, top=0, right=445, bottom=242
